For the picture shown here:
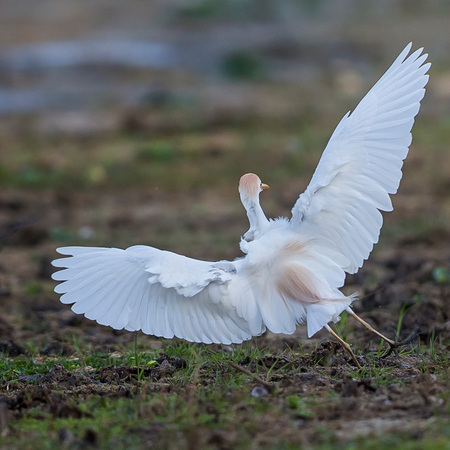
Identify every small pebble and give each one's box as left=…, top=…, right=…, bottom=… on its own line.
left=251, top=386, right=268, bottom=398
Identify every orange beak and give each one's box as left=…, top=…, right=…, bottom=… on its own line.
left=261, top=183, right=270, bottom=190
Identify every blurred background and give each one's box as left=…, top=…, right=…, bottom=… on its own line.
left=0, top=0, right=449, bottom=349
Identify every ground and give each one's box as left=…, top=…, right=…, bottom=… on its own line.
left=0, top=1, right=449, bottom=449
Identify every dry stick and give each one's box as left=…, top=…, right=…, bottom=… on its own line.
left=186, top=369, right=200, bottom=413
left=228, top=361, right=274, bottom=393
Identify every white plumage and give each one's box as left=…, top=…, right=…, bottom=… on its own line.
left=52, top=44, right=430, bottom=347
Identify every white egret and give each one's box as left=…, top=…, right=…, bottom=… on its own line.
left=52, top=44, right=430, bottom=368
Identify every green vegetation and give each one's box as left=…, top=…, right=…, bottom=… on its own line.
left=1, top=337, right=449, bottom=449
left=221, top=50, right=266, bottom=80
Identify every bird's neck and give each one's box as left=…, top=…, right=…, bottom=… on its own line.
left=243, top=198, right=269, bottom=241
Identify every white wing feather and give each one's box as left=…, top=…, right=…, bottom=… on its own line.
left=291, top=43, right=430, bottom=273
left=52, top=238, right=353, bottom=340
left=52, top=246, right=263, bottom=345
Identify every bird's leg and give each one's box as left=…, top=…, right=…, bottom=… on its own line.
left=345, top=307, right=418, bottom=357
left=325, top=324, right=362, bottom=370
left=346, top=307, right=396, bottom=346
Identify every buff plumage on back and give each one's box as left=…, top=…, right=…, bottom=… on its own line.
left=52, top=44, right=429, bottom=343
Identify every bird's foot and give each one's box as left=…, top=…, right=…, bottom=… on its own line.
left=378, top=328, right=420, bottom=358
left=346, top=307, right=419, bottom=359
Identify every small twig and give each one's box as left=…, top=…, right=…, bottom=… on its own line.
left=186, top=369, right=200, bottom=413
left=228, top=361, right=274, bottom=393
left=0, top=211, right=40, bottom=249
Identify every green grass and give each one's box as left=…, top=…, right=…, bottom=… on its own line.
left=0, top=342, right=282, bottom=448
left=1, top=337, right=448, bottom=449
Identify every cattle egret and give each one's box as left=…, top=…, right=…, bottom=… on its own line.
left=52, top=44, right=430, bottom=368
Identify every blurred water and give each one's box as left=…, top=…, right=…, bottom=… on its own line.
left=1, top=40, right=175, bottom=71
left=0, top=40, right=176, bottom=113
left=0, top=0, right=447, bottom=116
left=0, top=36, right=367, bottom=115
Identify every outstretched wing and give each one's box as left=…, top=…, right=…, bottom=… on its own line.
left=52, top=246, right=264, bottom=344
left=290, top=43, right=430, bottom=274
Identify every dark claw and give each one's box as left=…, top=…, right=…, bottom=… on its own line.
left=379, top=328, right=420, bottom=359
left=380, top=346, right=394, bottom=358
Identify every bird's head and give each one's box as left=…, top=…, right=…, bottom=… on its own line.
left=238, top=173, right=269, bottom=203
left=239, top=173, right=270, bottom=243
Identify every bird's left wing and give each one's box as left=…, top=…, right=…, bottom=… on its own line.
left=52, top=246, right=264, bottom=344
left=290, top=44, right=430, bottom=274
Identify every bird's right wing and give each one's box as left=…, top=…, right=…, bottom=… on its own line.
left=290, top=44, right=430, bottom=274
left=52, top=246, right=265, bottom=344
